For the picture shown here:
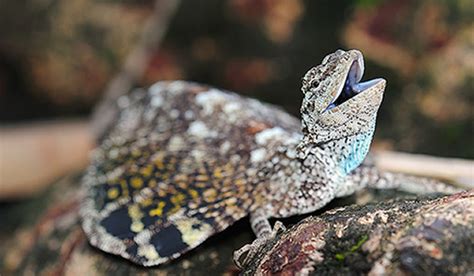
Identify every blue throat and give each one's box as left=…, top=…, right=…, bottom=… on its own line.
left=338, top=133, right=373, bottom=176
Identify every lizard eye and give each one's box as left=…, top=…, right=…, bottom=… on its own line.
left=310, top=79, right=320, bottom=90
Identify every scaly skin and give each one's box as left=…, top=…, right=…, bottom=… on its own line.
left=80, top=49, right=455, bottom=267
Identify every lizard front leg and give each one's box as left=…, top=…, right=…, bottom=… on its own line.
left=233, top=210, right=286, bottom=269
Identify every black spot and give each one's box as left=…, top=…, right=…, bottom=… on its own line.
left=150, top=225, right=189, bottom=257
left=141, top=212, right=158, bottom=228
left=126, top=242, right=138, bottom=257
left=100, top=207, right=134, bottom=239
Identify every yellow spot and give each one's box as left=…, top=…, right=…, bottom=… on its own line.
left=131, top=221, right=144, bottom=233
left=254, top=193, right=265, bottom=205
left=220, top=191, right=231, bottom=198
left=107, top=177, right=118, bottom=185
left=129, top=165, right=138, bottom=173
left=149, top=202, right=166, bottom=217
left=235, top=179, right=246, bottom=186
left=158, top=189, right=167, bottom=197
left=155, top=157, right=165, bottom=170
left=189, top=189, right=199, bottom=199
left=140, top=164, right=153, bottom=178
left=167, top=159, right=177, bottom=170
left=171, top=193, right=186, bottom=206
left=107, top=187, right=119, bottom=199
left=224, top=163, right=233, bottom=172
left=196, top=182, right=207, bottom=188
left=140, top=197, right=153, bottom=207
left=225, top=205, right=238, bottom=215
left=169, top=193, right=186, bottom=214
left=213, top=168, right=223, bottom=178
left=148, top=179, right=157, bottom=188
left=225, top=197, right=237, bottom=205
left=196, top=174, right=209, bottom=182
left=161, top=173, right=170, bottom=180
left=128, top=205, right=143, bottom=220
left=155, top=160, right=165, bottom=170
left=132, top=148, right=141, bottom=157
left=177, top=182, right=188, bottom=190
left=138, top=244, right=160, bottom=260
left=174, top=174, right=188, bottom=182
left=223, top=179, right=232, bottom=187
left=174, top=218, right=212, bottom=246
left=128, top=204, right=144, bottom=233
left=131, top=177, right=143, bottom=189
left=120, top=179, right=129, bottom=196
left=169, top=208, right=182, bottom=217
left=203, top=189, right=217, bottom=202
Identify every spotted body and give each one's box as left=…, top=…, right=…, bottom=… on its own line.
left=81, top=49, right=387, bottom=266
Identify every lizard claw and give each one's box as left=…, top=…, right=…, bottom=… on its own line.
left=233, top=221, right=286, bottom=269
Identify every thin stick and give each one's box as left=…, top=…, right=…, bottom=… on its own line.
left=90, top=0, right=181, bottom=140
left=373, top=150, right=474, bottom=189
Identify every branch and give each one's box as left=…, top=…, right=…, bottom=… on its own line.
left=90, top=0, right=181, bottom=140
left=373, top=150, right=474, bottom=189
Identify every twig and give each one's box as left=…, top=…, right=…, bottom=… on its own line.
left=90, top=0, right=181, bottom=140
left=373, top=150, right=474, bottom=189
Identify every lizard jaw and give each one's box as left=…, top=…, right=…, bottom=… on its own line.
left=326, top=58, right=384, bottom=111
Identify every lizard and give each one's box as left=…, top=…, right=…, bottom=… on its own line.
left=80, top=49, right=457, bottom=267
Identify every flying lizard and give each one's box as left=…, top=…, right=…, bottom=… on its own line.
left=80, top=49, right=456, bottom=267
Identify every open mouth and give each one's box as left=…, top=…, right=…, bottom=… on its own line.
left=326, top=60, right=384, bottom=111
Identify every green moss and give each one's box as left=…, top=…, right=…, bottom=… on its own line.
left=335, top=235, right=368, bottom=261
left=335, top=253, right=346, bottom=261
left=350, top=235, right=368, bottom=252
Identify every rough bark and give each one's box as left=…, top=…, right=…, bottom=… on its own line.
left=241, top=190, right=474, bottom=275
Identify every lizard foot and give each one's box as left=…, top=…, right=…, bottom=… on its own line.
left=233, top=221, right=286, bottom=269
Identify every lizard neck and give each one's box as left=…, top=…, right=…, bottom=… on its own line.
left=254, top=127, right=374, bottom=217
left=266, top=138, right=343, bottom=217
left=296, top=131, right=374, bottom=177
left=266, top=132, right=373, bottom=217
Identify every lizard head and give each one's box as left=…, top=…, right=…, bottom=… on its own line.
left=299, top=49, right=385, bottom=175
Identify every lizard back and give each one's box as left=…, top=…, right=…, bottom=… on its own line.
left=81, top=80, right=302, bottom=266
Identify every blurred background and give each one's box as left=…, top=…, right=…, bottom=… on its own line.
left=0, top=0, right=472, bottom=198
